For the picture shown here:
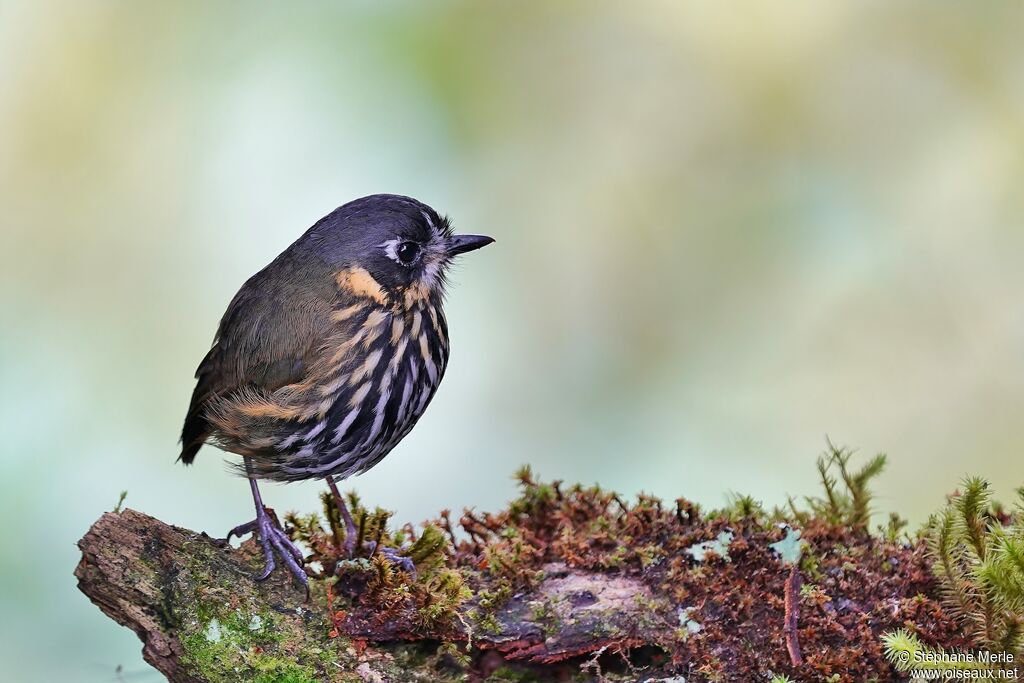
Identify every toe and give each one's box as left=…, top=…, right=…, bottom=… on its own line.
left=245, top=510, right=309, bottom=589
left=226, top=520, right=258, bottom=542
left=255, top=556, right=277, bottom=581
left=272, top=527, right=305, bottom=564
left=268, top=532, right=309, bottom=588
left=372, top=545, right=417, bottom=576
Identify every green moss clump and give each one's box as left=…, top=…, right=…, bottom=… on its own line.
left=885, top=477, right=1024, bottom=672
left=416, top=568, right=472, bottom=629
left=179, top=608, right=320, bottom=683
left=179, top=445, right=964, bottom=681
left=286, top=487, right=473, bottom=639
left=167, top=537, right=350, bottom=683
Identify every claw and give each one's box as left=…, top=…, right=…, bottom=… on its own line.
left=229, top=471, right=308, bottom=592
left=324, top=479, right=416, bottom=579
left=226, top=520, right=257, bottom=543
left=366, top=541, right=417, bottom=577
left=229, top=507, right=308, bottom=590
left=255, top=555, right=277, bottom=582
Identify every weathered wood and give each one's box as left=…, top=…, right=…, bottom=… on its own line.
left=75, top=509, right=673, bottom=682
left=75, top=477, right=968, bottom=682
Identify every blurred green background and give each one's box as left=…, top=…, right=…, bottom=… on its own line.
left=2, top=1, right=1023, bottom=680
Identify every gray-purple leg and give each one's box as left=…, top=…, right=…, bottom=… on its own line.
left=227, top=472, right=308, bottom=591
left=326, top=477, right=358, bottom=556
left=325, top=477, right=416, bottom=575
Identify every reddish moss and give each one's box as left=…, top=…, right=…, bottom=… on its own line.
left=284, top=464, right=968, bottom=681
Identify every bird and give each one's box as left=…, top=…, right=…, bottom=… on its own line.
left=178, top=194, right=494, bottom=588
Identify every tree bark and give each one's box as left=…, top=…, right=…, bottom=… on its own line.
left=76, top=495, right=966, bottom=682
left=76, top=509, right=675, bottom=682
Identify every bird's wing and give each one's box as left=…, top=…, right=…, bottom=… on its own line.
left=179, top=260, right=335, bottom=463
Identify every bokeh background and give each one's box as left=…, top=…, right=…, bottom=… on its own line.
left=2, top=1, right=1023, bottom=680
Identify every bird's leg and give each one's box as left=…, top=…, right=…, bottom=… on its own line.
left=325, top=477, right=416, bottom=575
left=226, top=464, right=308, bottom=591
left=326, top=477, right=358, bottom=557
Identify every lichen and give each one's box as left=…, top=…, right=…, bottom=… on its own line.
left=113, top=441, right=977, bottom=681
left=179, top=607, right=321, bottom=683
left=165, top=536, right=355, bottom=682
left=768, top=526, right=802, bottom=565
left=684, top=530, right=735, bottom=562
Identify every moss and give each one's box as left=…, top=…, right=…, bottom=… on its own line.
left=476, top=582, right=513, bottom=611
left=405, top=524, right=448, bottom=566
left=723, top=493, right=764, bottom=522
left=469, top=606, right=502, bottom=636
left=180, top=617, right=319, bottom=683
left=163, top=445, right=971, bottom=681
left=486, top=665, right=543, bottom=682
left=635, top=543, right=665, bottom=569
left=171, top=543, right=350, bottom=683
left=252, top=660, right=320, bottom=683
left=280, top=497, right=478, bottom=659
left=798, top=544, right=823, bottom=581
left=179, top=603, right=322, bottom=683
left=632, top=593, right=672, bottom=633
left=415, top=568, right=472, bottom=629
left=376, top=642, right=468, bottom=682
left=805, top=440, right=887, bottom=530
left=884, top=477, right=1024, bottom=673
left=528, top=598, right=554, bottom=626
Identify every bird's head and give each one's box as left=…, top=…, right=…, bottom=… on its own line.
left=305, top=194, right=493, bottom=309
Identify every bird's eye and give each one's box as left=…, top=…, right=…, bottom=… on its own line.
left=396, top=241, right=420, bottom=265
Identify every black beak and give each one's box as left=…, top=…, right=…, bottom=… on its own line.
left=447, top=234, right=495, bottom=256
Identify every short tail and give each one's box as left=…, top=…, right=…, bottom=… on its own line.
left=180, top=345, right=223, bottom=465
left=179, top=398, right=210, bottom=465
left=178, top=440, right=204, bottom=465
left=179, top=423, right=207, bottom=465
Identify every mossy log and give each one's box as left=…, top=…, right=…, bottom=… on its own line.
left=75, top=468, right=968, bottom=682
left=75, top=509, right=675, bottom=682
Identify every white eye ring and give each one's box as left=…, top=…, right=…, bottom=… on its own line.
left=381, top=239, right=421, bottom=266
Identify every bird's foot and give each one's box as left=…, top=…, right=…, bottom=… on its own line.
left=324, top=479, right=414, bottom=575
left=227, top=508, right=308, bottom=590
left=364, top=541, right=417, bottom=576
